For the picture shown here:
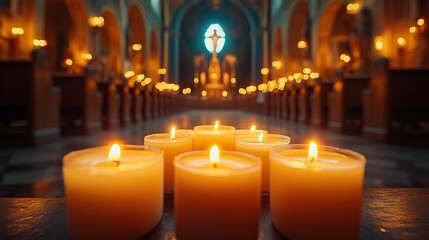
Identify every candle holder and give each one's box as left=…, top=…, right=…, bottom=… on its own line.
left=174, top=150, right=261, bottom=239
left=270, top=144, right=365, bottom=240
left=63, top=145, right=163, bottom=240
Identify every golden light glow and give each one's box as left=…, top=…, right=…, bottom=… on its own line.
left=409, top=26, right=417, bottom=34
left=417, top=18, right=425, bottom=26
left=250, top=125, right=256, bottom=131
left=108, top=144, right=121, bottom=162
left=81, top=53, right=92, bottom=60
left=182, top=88, right=191, bottom=95
left=11, top=27, right=24, bottom=35
left=132, top=43, right=142, bottom=51
left=308, top=141, right=318, bottom=162
left=297, top=40, right=307, bottom=49
left=310, top=72, right=320, bottom=79
left=238, top=88, right=246, bottom=95
left=230, top=77, right=236, bottom=84
left=194, top=77, right=199, bottom=84
left=303, top=67, right=311, bottom=74
left=346, top=3, right=360, bottom=14
left=210, top=145, right=220, bottom=167
left=340, top=54, right=351, bottom=63
left=33, top=39, right=47, bottom=47
left=272, top=61, right=282, bottom=70
left=65, top=59, right=73, bottom=66
left=222, top=91, right=228, bottom=97
left=374, top=36, right=384, bottom=51
left=258, top=133, right=263, bottom=142
left=124, top=71, right=135, bottom=78
left=171, top=126, right=176, bottom=140
left=158, top=68, right=167, bottom=75
left=261, top=68, right=269, bottom=75
left=89, top=16, right=104, bottom=27
left=397, top=37, right=407, bottom=47
left=137, top=74, right=145, bottom=82
left=214, top=120, right=219, bottom=130
left=201, top=90, right=207, bottom=97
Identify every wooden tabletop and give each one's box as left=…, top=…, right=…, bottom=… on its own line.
left=0, top=188, right=428, bottom=239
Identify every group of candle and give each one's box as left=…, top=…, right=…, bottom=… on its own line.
left=63, top=121, right=366, bottom=240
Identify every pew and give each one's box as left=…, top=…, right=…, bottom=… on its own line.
left=268, top=92, right=276, bottom=117
left=298, top=84, right=314, bottom=125
left=328, top=74, right=370, bottom=135
left=310, top=81, right=334, bottom=128
left=97, top=81, right=120, bottom=129
left=151, top=90, right=159, bottom=119
left=288, top=85, right=300, bottom=122
left=52, top=67, right=102, bottom=135
left=159, top=92, right=165, bottom=117
left=130, top=86, right=143, bottom=123
left=0, top=49, right=61, bottom=146
left=116, top=84, right=132, bottom=126
left=281, top=90, right=289, bottom=120
left=363, top=57, right=429, bottom=145
left=275, top=91, right=282, bottom=118
left=143, top=89, right=152, bottom=120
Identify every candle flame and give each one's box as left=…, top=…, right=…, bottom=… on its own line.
left=308, top=141, right=318, bottom=162
left=250, top=125, right=256, bottom=131
left=214, top=120, right=219, bottom=130
left=210, top=145, right=220, bottom=167
left=171, top=126, right=176, bottom=140
left=108, top=144, right=121, bottom=162
left=258, top=133, right=263, bottom=142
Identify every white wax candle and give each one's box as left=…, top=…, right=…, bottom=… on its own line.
left=174, top=149, right=261, bottom=239
left=144, top=132, right=192, bottom=191
left=270, top=144, right=365, bottom=240
left=193, top=124, right=235, bottom=150
left=63, top=145, right=163, bottom=240
left=235, top=133, right=290, bottom=192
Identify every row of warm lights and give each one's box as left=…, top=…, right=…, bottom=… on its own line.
left=158, top=68, right=167, bottom=75
left=89, top=16, right=104, bottom=28
left=409, top=18, right=425, bottom=33
left=81, top=53, right=93, bottom=60
left=374, top=19, right=425, bottom=52
left=155, top=81, right=179, bottom=92
left=271, top=61, right=282, bottom=70
left=11, top=27, right=24, bottom=36
left=33, top=39, right=47, bottom=47
left=182, top=88, right=192, bottom=95
left=346, top=3, right=360, bottom=15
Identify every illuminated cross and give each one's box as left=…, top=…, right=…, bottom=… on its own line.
left=210, top=29, right=220, bottom=59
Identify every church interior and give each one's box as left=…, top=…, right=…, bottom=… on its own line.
left=0, top=0, right=429, bottom=239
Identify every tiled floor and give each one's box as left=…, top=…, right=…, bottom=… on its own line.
left=1, top=109, right=429, bottom=197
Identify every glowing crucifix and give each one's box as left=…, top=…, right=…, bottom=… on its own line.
left=210, top=29, right=220, bottom=60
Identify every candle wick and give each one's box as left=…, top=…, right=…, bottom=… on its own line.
left=309, top=157, right=315, bottom=163
left=111, top=160, right=120, bottom=167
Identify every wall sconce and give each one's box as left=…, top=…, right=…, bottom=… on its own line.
left=89, top=16, right=104, bottom=28
left=346, top=3, right=360, bottom=15
left=297, top=40, right=307, bottom=49
left=158, top=68, right=167, bottom=75
left=271, top=61, right=282, bottom=70
left=33, top=39, right=47, bottom=47
left=81, top=53, right=92, bottom=60
left=374, top=36, right=383, bottom=51
left=132, top=43, right=142, bottom=51
left=397, top=37, right=407, bottom=49
left=11, top=27, right=24, bottom=36
left=260, top=68, right=269, bottom=75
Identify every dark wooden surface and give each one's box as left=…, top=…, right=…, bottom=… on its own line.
left=0, top=188, right=428, bottom=239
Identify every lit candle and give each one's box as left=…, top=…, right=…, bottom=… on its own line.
left=144, top=127, right=193, bottom=191
left=235, top=125, right=268, bottom=136
left=63, top=144, right=164, bottom=239
left=270, top=142, right=365, bottom=240
left=174, top=145, right=261, bottom=239
left=193, top=120, right=236, bottom=150
left=235, top=133, right=290, bottom=192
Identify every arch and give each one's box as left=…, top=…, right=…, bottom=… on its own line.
left=272, top=27, right=284, bottom=78
left=285, top=0, right=309, bottom=74
left=100, top=9, right=122, bottom=79
left=44, top=0, right=88, bottom=72
left=149, top=29, right=159, bottom=83
left=315, top=0, right=352, bottom=79
left=127, top=3, right=147, bottom=74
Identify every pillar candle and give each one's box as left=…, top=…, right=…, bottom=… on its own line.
left=235, top=133, right=290, bottom=192
left=193, top=121, right=235, bottom=150
left=63, top=144, right=163, bottom=240
left=270, top=143, right=366, bottom=240
left=174, top=146, right=261, bottom=239
left=144, top=128, right=193, bottom=191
